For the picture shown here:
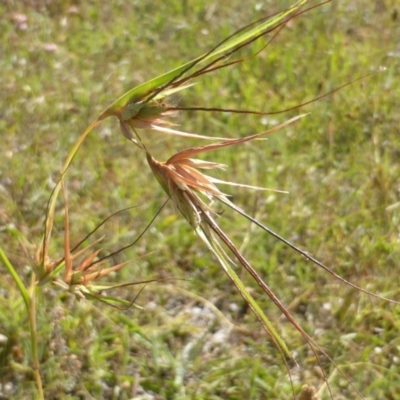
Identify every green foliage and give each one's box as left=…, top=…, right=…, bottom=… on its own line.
left=1, top=0, right=399, bottom=399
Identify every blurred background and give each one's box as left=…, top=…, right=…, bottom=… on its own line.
left=1, top=1, right=399, bottom=398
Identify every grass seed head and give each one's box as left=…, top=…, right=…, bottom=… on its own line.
left=145, top=116, right=304, bottom=227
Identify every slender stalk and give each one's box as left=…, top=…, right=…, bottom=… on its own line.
left=28, top=273, right=44, bottom=400
left=0, top=247, right=29, bottom=309
left=43, top=119, right=100, bottom=263
left=197, top=224, right=292, bottom=359
left=0, top=248, right=44, bottom=399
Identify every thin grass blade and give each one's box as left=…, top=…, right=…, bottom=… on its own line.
left=195, top=224, right=293, bottom=361
left=98, top=1, right=307, bottom=119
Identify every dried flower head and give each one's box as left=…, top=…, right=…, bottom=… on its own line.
left=145, top=116, right=302, bottom=227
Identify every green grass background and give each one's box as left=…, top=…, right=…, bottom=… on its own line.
left=1, top=0, right=399, bottom=399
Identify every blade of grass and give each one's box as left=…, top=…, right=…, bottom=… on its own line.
left=0, top=248, right=44, bottom=399
left=198, top=203, right=367, bottom=399
left=98, top=0, right=309, bottom=119
left=196, top=223, right=293, bottom=360
left=0, top=247, right=29, bottom=309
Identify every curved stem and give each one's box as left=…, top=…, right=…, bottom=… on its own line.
left=42, top=119, right=100, bottom=263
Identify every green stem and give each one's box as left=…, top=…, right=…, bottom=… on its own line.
left=196, top=226, right=291, bottom=359
left=0, top=247, right=29, bottom=309
left=43, top=119, right=100, bottom=261
left=0, top=248, right=44, bottom=399
left=28, top=274, right=44, bottom=400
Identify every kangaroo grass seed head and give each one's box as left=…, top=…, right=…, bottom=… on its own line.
left=146, top=152, right=224, bottom=229
left=34, top=182, right=148, bottom=307
left=94, top=0, right=312, bottom=145
left=143, top=118, right=308, bottom=365
left=146, top=115, right=304, bottom=225
left=121, top=99, right=177, bottom=130
left=118, top=90, right=230, bottom=143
